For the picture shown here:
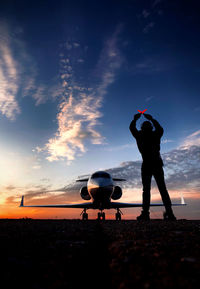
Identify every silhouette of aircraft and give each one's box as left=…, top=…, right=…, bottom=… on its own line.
left=20, top=171, right=186, bottom=220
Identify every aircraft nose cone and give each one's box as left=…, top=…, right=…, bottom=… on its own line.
left=91, top=179, right=104, bottom=188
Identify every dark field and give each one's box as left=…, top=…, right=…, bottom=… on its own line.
left=1, top=219, right=199, bottom=289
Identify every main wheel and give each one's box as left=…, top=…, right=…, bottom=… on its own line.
left=116, top=212, right=121, bottom=221
left=82, top=212, right=88, bottom=220
left=97, top=212, right=101, bottom=220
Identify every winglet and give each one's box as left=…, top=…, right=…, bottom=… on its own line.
left=20, top=196, right=24, bottom=207
left=181, top=195, right=186, bottom=205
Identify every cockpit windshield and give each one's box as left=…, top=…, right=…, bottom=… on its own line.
left=91, top=172, right=111, bottom=179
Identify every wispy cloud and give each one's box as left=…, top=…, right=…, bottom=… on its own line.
left=145, top=96, right=154, bottom=102
left=138, top=0, right=164, bottom=34
left=0, top=20, right=64, bottom=119
left=42, top=24, right=124, bottom=163
left=143, top=22, right=155, bottom=33
left=161, top=139, right=174, bottom=144
left=0, top=22, right=20, bottom=120
left=103, top=143, right=136, bottom=152
left=133, top=55, right=174, bottom=74
left=181, top=130, right=200, bottom=148
left=142, top=10, right=150, bottom=18
left=31, top=83, right=64, bottom=106
left=45, top=92, right=102, bottom=162
left=152, top=0, right=164, bottom=7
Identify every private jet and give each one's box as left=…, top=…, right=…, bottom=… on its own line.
left=20, top=170, right=186, bottom=220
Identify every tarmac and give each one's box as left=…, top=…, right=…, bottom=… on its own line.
left=1, top=219, right=199, bottom=289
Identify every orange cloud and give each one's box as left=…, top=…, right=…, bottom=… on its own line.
left=45, top=93, right=103, bottom=163
left=39, top=25, right=124, bottom=164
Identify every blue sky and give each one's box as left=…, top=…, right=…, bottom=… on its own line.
left=0, top=0, right=200, bottom=218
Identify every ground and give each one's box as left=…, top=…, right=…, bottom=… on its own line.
left=1, top=219, right=199, bottom=289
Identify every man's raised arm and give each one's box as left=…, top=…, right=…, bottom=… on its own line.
left=144, top=114, right=164, bottom=136
left=129, top=113, right=141, bottom=138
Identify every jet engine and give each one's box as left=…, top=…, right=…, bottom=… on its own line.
left=80, top=186, right=91, bottom=200
left=111, top=186, right=122, bottom=200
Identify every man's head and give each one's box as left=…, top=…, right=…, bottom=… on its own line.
left=141, top=121, right=153, bottom=132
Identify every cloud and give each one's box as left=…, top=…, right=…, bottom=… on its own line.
left=181, top=130, right=200, bottom=148
left=32, top=165, right=41, bottom=170
left=42, top=24, right=124, bottom=163
left=106, top=145, right=200, bottom=193
left=162, top=146, right=200, bottom=191
left=64, top=41, right=72, bottom=50
left=31, top=85, right=47, bottom=105
left=145, top=96, right=154, bottom=102
left=73, top=42, right=80, bottom=48
left=142, top=10, right=150, bottom=18
left=0, top=19, right=67, bottom=119
left=161, top=139, right=174, bottom=144
left=0, top=22, right=20, bottom=120
left=143, top=22, right=155, bottom=33
left=103, top=143, right=136, bottom=152
left=0, top=20, right=55, bottom=119
left=138, top=0, right=164, bottom=34
left=45, top=92, right=103, bottom=162
left=95, top=24, right=124, bottom=95
left=133, top=55, right=174, bottom=74
left=77, top=58, right=84, bottom=63
left=152, top=0, right=164, bottom=7
left=4, top=185, right=16, bottom=191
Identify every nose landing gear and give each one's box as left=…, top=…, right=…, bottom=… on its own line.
left=97, top=211, right=105, bottom=220
left=115, top=208, right=123, bottom=220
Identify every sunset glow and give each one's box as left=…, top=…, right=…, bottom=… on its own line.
left=0, top=0, right=199, bottom=219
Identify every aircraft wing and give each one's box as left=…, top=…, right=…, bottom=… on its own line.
left=19, top=196, right=93, bottom=209
left=76, top=178, right=89, bottom=182
left=110, top=196, right=186, bottom=208
left=110, top=202, right=146, bottom=208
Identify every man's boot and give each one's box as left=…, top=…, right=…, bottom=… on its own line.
left=137, top=210, right=150, bottom=221
left=163, top=207, right=176, bottom=221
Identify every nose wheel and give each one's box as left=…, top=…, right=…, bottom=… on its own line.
left=81, top=208, right=88, bottom=220
left=115, top=208, right=122, bottom=220
left=97, top=211, right=105, bottom=220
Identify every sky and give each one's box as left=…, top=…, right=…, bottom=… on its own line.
left=0, top=0, right=200, bottom=219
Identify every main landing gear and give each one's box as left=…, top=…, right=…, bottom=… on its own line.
left=81, top=208, right=88, bottom=220
left=81, top=208, right=123, bottom=220
left=115, top=208, right=123, bottom=221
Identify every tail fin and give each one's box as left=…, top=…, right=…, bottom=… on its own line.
left=20, top=196, right=24, bottom=207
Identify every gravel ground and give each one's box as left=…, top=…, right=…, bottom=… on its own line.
left=0, top=219, right=199, bottom=289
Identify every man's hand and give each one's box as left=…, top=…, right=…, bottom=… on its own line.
left=144, top=113, right=153, bottom=120
left=134, top=113, right=141, bottom=120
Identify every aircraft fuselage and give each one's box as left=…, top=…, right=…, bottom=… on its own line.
left=87, top=175, right=114, bottom=209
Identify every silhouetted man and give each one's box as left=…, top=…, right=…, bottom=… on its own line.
left=129, top=113, right=176, bottom=221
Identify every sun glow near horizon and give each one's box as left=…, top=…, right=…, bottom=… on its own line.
left=0, top=0, right=200, bottom=219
